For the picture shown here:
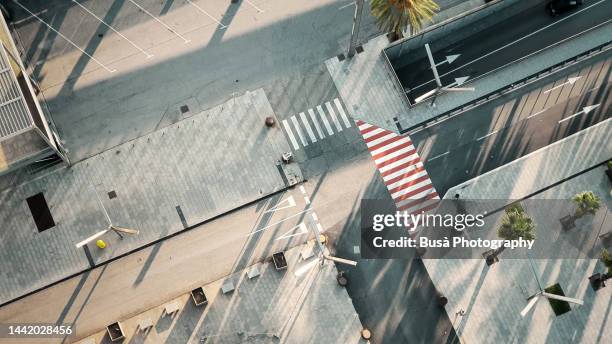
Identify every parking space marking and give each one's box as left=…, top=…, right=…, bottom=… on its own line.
left=126, top=0, right=191, bottom=43
left=12, top=0, right=117, bottom=73
left=185, top=0, right=227, bottom=29
left=72, top=0, right=153, bottom=59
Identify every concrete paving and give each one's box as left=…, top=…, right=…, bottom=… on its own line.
left=0, top=89, right=302, bottom=306
left=7, top=0, right=379, bottom=162
left=421, top=118, right=612, bottom=344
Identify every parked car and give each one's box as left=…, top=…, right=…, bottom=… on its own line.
left=547, top=0, right=583, bottom=16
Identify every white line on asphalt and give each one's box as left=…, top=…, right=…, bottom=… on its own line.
left=282, top=119, right=300, bottom=150
left=526, top=108, right=547, bottom=119
left=72, top=0, right=154, bottom=59
left=299, top=112, right=317, bottom=143
left=185, top=0, right=227, bottom=29
left=291, top=115, right=308, bottom=146
left=317, top=105, right=334, bottom=136
left=304, top=196, right=311, bottom=205
left=249, top=208, right=313, bottom=236
left=543, top=76, right=581, bottom=94
left=325, top=101, right=344, bottom=132
left=308, top=108, right=325, bottom=139
left=311, top=213, right=318, bottom=221
left=12, top=0, right=117, bottom=73
left=275, top=223, right=308, bottom=240
left=558, top=104, right=600, bottom=123
left=244, top=0, right=265, bottom=13
left=427, top=151, right=449, bottom=162
left=299, top=185, right=307, bottom=194
left=410, top=0, right=607, bottom=91
left=12, top=8, right=48, bottom=25
left=476, top=129, right=499, bottom=141
left=126, top=0, right=191, bottom=43
left=338, top=1, right=355, bottom=10
left=264, top=195, right=296, bottom=213
left=334, top=98, right=352, bottom=128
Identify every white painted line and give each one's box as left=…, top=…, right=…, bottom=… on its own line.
left=558, top=104, right=600, bottom=123
left=249, top=208, right=313, bottom=236
left=291, top=115, right=308, bottom=146
left=316, top=223, right=325, bottom=233
left=543, top=76, right=581, bottom=94
left=382, top=162, right=423, bottom=182
left=317, top=105, right=334, bottom=136
left=244, top=0, right=265, bottom=13
left=325, top=101, right=344, bottom=132
left=392, top=182, right=434, bottom=201
left=264, top=195, right=296, bottom=213
left=476, top=130, right=499, bottom=141
left=72, top=0, right=153, bottom=59
left=299, top=185, right=307, bottom=194
left=366, top=132, right=398, bottom=149
left=338, top=1, right=355, bottom=10
left=126, top=0, right=190, bottom=43
left=311, top=212, right=319, bottom=221
left=299, top=112, right=317, bottom=143
left=12, top=0, right=116, bottom=73
left=386, top=169, right=429, bottom=190
left=12, top=8, right=48, bottom=25
left=185, top=0, right=227, bottom=28
left=362, top=127, right=385, bottom=139
left=374, top=144, right=415, bottom=165
left=427, top=151, right=449, bottom=162
left=308, top=108, right=325, bottom=139
left=410, top=0, right=607, bottom=91
left=276, top=223, right=308, bottom=240
left=304, top=196, right=311, bottom=205
left=526, top=108, right=547, bottom=119
left=370, top=137, right=411, bottom=156
left=334, top=98, right=352, bottom=128
left=282, top=119, right=300, bottom=150
left=379, top=153, right=419, bottom=173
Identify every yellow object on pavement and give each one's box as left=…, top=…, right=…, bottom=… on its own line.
left=96, top=239, right=107, bottom=249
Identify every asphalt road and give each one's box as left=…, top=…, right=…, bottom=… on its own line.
left=393, top=0, right=612, bottom=103
left=411, top=49, right=611, bottom=196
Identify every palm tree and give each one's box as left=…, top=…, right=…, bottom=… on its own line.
left=370, top=0, right=439, bottom=39
left=487, top=204, right=536, bottom=264
left=572, top=191, right=601, bottom=218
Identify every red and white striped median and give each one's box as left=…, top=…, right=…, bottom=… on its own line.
left=356, top=120, right=440, bottom=215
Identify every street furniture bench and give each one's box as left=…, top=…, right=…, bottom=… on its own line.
left=247, top=263, right=261, bottom=279
left=163, top=301, right=180, bottom=316
left=138, top=317, right=153, bottom=331
left=221, top=278, right=235, bottom=294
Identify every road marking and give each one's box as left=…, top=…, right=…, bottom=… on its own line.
left=308, top=108, right=325, bottom=139
left=126, top=0, right=190, bottom=43
left=185, top=0, right=227, bottom=29
left=72, top=0, right=153, bottom=59
left=410, top=0, right=607, bottom=91
left=244, top=0, right=264, bottom=13
left=276, top=223, right=308, bottom=240
left=428, top=151, right=449, bottom=162
left=282, top=120, right=300, bottom=150
left=12, top=0, right=117, bottom=73
left=357, top=120, right=439, bottom=212
left=334, top=98, right=352, bottom=128
left=325, top=101, right=344, bottom=132
left=476, top=129, right=499, bottom=141
left=543, top=76, right=581, bottom=94
left=264, top=195, right=296, bottom=213
left=526, top=108, right=547, bottom=119
left=558, top=104, right=600, bottom=123
left=338, top=1, right=355, bottom=10
left=317, top=105, right=334, bottom=136
left=249, top=208, right=313, bottom=236
left=299, top=112, right=317, bottom=143
left=291, top=116, right=308, bottom=146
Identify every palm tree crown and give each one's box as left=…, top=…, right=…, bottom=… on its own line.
left=370, top=0, right=439, bottom=36
left=498, top=204, right=536, bottom=241
left=573, top=191, right=601, bottom=217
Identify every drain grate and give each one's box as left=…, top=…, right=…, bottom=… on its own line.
left=108, top=190, right=117, bottom=199
left=180, top=105, right=189, bottom=113
left=337, top=53, right=346, bottom=62
left=356, top=45, right=364, bottom=54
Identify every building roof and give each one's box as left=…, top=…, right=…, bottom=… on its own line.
left=0, top=41, right=33, bottom=141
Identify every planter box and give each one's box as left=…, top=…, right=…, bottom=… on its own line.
left=588, top=273, right=605, bottom=291
left=606, top=169, right=612, bottom=183
left=560, top=215, right=576, bottom=230
left=273, top=252, right=288, bottom=270
left=106, top=322, right=125, bottom=342
left=191, top=287, right=208, bottom=306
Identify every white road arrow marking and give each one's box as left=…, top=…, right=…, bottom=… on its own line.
left=436, top=54, right=461, bottom=66
left=276, top=222, right=308, bottom=240
left=543, top=76, right=581, bottom=94
left=450, top=76, right=469, bottom=87
left=558, top=104, right=600, bottom=123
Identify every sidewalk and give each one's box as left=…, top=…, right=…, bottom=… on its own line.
left=326, top=0, right=612, bottom=132
left=421, top=119, right=612, bottom=344
left=0, top=88, right=303, bottom=306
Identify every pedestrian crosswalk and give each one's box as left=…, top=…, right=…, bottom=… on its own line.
left=357, top=120, right=440, bottom=214
left=281, top=98, right=352, bottom=150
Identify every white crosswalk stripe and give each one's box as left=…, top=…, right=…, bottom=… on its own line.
left=281, top=98, right=352, bottom=150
